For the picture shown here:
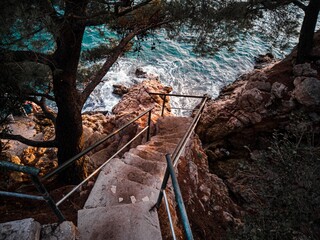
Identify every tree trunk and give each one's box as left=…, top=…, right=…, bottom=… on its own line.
left=52, top=1, right=87, bottom=183
left=296, top=0, right=320, bottom=64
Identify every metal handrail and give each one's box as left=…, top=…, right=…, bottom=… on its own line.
left=56, top=126, right=148, bottom=206
left=0, top=107, right=154, bottom=222
left=150, top=93, right=208, bottom=240
left=43, top=107, right=154, bottom=180
left=0, top=161, right=66, bottom=222
left=166, top=154, right=193, bottom=240
left=148, top=92, right=207, bottom=116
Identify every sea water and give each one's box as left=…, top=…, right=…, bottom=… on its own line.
left=82, top=28, right=297, bottom=113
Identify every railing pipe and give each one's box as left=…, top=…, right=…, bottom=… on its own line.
left=148, top=92, right=205, bottom=99
left=0, top=191, right=44, bottom=201
left=43, top=108, right=153, bottom=180
left=161, top=95, right=166, bottom=116
left=163, top=190, right=177, bottom=240
left=0, top=161, right=40, bottom=176
left=165, top=154, right=194, bottom=240
left=56, top=126, right=149, bottom=206
left=154, top=166, right=171, bottom=209
left=31, top=175, right=66, bottom=222
left=171, top=96, right=207, bottom=165
left=147, top=110, right=152, bottom=141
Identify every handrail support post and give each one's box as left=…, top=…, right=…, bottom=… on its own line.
left=147, top=110, right=152, bottom=142
left=161, top=94, right=166, bottom=117
left=31, top=175, right=66, bottom=222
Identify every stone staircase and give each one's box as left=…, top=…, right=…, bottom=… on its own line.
left=77, top=116, right=192, bottom=240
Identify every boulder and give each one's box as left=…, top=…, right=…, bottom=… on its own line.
left=112, top=84, right=129, bottom=96
left=292, top=77, right=320, bottom=107
left=293, top=63, right=318, bottom=77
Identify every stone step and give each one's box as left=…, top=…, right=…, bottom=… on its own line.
left=136, top=142, right=176, bottom=154
left=78, top=203, right=162, bottom=240
left=129, top=148, right=167, bottom=162
left=89, top=148, right=111, bottom=168
left=102, top=158, right=162, bottom=189
left=151, top=133, right=184, bottom=142
left=122, top=152, right=167, bottom=179
left=84, top=173, right=159, bottom=209
left=155, top=116, right=192, bottom=136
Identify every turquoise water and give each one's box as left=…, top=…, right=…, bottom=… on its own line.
left=82, top=28, right=297, bottom=112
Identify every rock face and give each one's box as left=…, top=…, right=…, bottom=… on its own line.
left=196, top=51, right=320, bottom=238
left=174, top=135, right=241, bottom=240
left=81, top=79, right=174, bottom=176
left=197, top=60, right=319, bottom=148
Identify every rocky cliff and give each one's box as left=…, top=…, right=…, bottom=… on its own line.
left=195, top=36, right=320, bottom=238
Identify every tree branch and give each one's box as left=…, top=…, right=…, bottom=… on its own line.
left=1, top=27, right=44, bottom=46
left=38, top=0, right=61, bottom=22
left=0, top=49, right=55, bottom=67
left=84, top=0, right=153, bottom=26
left=26, top=92, right=55, bottom=102
left=81, top=20, right=169, bottom=103
left=27, top=97, right=57, bottom=125
left=0, top=132, right=57, bottom=148
left=81, top=31, right=138, bottom=101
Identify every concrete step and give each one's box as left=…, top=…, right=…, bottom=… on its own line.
left=84, top=173, right=159, bottom=209
left=78, top=203, right=162, bottom=240
left=102, top=158, right=162, bottom=189
left=122, top=152, right=167, bottom=179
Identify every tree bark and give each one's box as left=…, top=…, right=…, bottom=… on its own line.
left=52, top=0, right=87, bottom=184
left=296, top=0, right=320, bottom=64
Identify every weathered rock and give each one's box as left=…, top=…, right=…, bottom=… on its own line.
left=135, top=68, right=147, bottom=78
left=254, top=53, right=275, bottom=69
left=0, top=218, right=41, bottom=240
left=292, top=77, right=320, bottom=107
left=271, top=82, right=287, bottom=99
left=41, top=221, right=79, bottom=240
left=293, top=63, right=318, bottom=77
left=112, top=84, right=129, bottom=96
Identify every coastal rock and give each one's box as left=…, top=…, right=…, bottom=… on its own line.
left=293, top=63, right=318, bottom=77
left=271, top=82, right=287, bottom=99
left=112, top=84, right=129, bottom=96
left=292, top=77, right=320, bottom=107
left=173, top=135, right=241, bottom=239
left=135, top=68, right=147, bottom=78
left=82, top=79, right=174, bottom=174
left=254, top=53, right=275, bottom=69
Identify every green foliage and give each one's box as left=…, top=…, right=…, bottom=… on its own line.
left=165, top=0, right=303, bottom=55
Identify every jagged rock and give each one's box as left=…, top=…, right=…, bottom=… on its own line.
left=271, top=82, right=287, bottom=99
left=41, top=221, right=79, bottom=240
left=254, top=53, right=275, bottom=69
left=0, top=218, right=41, bottom=240
left=174, top=135, right=241, bottom=239
left=292, top=77, right=320, bottom=107
left=293, top=63, right=318, bottom=77
left=239, top=88, right=264, bottom=111
left=10, top=155, right=21, bottom=165
left=135, top=68, right=147, bottom=78
left=112, top=84, right=129, bottom=96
